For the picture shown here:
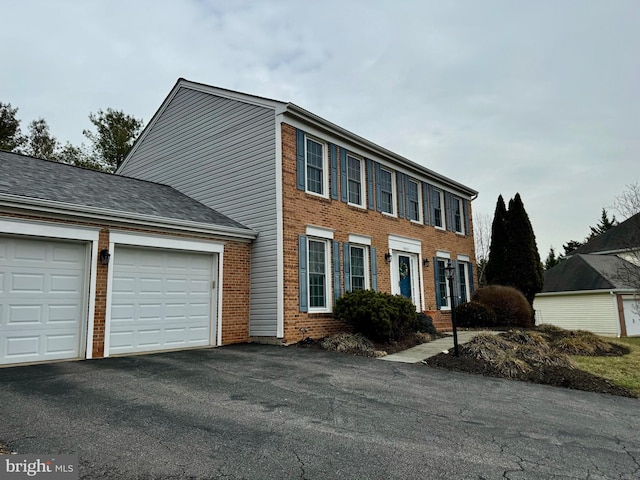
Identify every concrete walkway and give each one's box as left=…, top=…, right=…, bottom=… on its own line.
left=381, top=330, right=496, bottom=363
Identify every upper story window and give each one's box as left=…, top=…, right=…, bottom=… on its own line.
left=453, top=197, right=464, bottom=234
left=406, top=178, right=420, bottom=222
left=305, top=137, right=327, bottom=196
left=379, top=168, right=395, bottom=215
left=432, top=188, right=444, bottom=229
left=347, top=154, right=365, bottom=207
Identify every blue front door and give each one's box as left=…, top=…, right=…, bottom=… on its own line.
left=399, top=255, right=412, bottom=299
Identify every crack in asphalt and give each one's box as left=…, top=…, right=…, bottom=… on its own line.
left=293, top=450, right=306, bottom=480
left=615, top=435, right=640, bottom=477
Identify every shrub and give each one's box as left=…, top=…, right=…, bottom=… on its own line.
left=417, top=313, right=437, bottom=335
left=334, top=290, right=418, bottom=342
left=321, top=333, right=376, bottom=356
left=471, top=285, right=534, bottom=328
left=455, top=301, right=497, bottom=328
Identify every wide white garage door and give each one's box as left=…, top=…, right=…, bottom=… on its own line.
left=109, top=246, right=215, bottom=355
left=0, top=236, right=87, bottom=365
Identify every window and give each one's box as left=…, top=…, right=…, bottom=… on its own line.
left=349, top=245, right=369, bottom=291
left=347, top=154, right=364, bottom=207
left=308, top=238, right=329, bottom=309
left=379, top=168, right=394, bottom=214
left=306, top=137, right=326, bottom=196
left=436, top=258, right=449, bottom=309
left=432, top=188, right=444, bottom=229
left=453, top=197, right=464, bottom=234
left=407, top=179, right=420, bottom=222
left=458, top=262, right=468, bottom=303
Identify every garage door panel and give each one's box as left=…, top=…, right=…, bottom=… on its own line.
left=109, top=246, right=215, bottom=355
left=0, top=236, right=87, bottom=365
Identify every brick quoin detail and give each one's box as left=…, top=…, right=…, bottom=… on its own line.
left=281, top=123, right=476, bottom=342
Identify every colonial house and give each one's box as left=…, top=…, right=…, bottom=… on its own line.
left=534, top=212, right=640, bottom=336
left=118, top=78, right=478, bottom=344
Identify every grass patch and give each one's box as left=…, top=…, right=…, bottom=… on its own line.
left=571, top=337, right=640, bottom=397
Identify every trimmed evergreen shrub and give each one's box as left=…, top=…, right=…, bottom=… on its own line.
left=417, top=313, right=437, bottom=335
left=334, top=290, right=418, bottom=342
left=471, top=285, right=534, bottom=328
left=455, top=301, right=497, bottom=328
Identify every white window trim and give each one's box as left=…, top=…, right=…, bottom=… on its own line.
left=434, top=188, right=446, bottom=230
left=349, top=244, right=371, bottom=291
left=407, top=177, right=422, bottom=223
left=388, top=235, right=424, bottom=311
left=307, top=237, right=332, bottom=313
left=348, top=233, right=372, bottom=246
left=436, top=256, right=451, bottom=311
left=304, top=134, right=329, bottom=198
left=306, top=225, right=334, bottom=239
left=379, top=167, right=397, bottom=217
left=453, top=197, right=464, bottom=235
left=458, top=261, right=471, bottom=303
left=346, top=153, right=366, bottom=209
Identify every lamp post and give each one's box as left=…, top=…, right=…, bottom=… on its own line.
left=444, top=259, right=459, bottom=356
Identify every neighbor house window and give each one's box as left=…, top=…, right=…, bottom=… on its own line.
left=349, top=244, right=370, bottom=291
left=407, top=179, right=420, bottom=222
left=453, top=197, right=464, bottom=234
left=347, top=154, right=365, bottom=207
left=306, top=137, right=327, bottom=196
left=308, top=238, right=329, bottom=309
left=379, top=168, right=394, bottom=214
left=432, top=188, right=444, bottom=229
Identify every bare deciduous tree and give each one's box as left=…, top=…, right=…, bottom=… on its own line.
left=611, top=181, right=640, bottom=221
left=473, top=211, right=492, bottom=287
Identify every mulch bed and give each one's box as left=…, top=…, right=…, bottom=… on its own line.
left=424, top=353, right=636, bottom=398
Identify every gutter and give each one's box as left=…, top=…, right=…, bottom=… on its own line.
left=0, top=193, right=258, bottom=241
left=536, top=288, right=637, bottom=297
left=285, top=103, right=478, bottom=198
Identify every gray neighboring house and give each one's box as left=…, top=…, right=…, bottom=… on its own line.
left=0, top=151, right=256, bottom=366
left=534, top=213, right=640, bottom=337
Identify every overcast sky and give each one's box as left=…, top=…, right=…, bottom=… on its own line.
left=2, top=0, right=638, bottom=257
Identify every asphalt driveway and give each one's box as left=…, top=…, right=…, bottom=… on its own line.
left=1, top=344, right=639, bottom=479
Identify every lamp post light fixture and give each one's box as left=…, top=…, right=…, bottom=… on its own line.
left=444, top=259, right=459, bottom=357
left=99, top=248, right=111, bottom=266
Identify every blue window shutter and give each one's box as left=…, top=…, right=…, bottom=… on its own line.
left=330, top=143, right=338, bottom=200
left=453, top=259, right=460, bottom=304
left=445, top=191, right=453, bottom=231
left=366, top=159, right=375, bottom=210
left=333, top=240, right=341, bottom=302
left=431, top=187, right=439, bottom=226
left=370, top=247, right=378, bottom=291
left=434, top=257, right=441, bottom=309
left=463, top=199, right=470, bottom=236
left=296, top=129, right=305, bottom=191
left=468, top=262, right=475, bottom=295
left=298, top=235, right=308, bottom=312
left=423, top=183, right=430, bottom=225
left=375, top=162, right=382, bottom=212
left=340, top=148, right=348, bottom=203
left=397, top=173, right=405, bottom=218
left=404, top=175, right=411, bottom=218
left=343, top=242, right=351, bottom=293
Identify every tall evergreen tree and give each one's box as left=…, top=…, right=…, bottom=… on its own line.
left=544, top=246, right=561, bottom=271
left=0, top=102, right=25, bottom=151
left=504, top=194, right=543, bottom=305
left=484, top=195, right=509, bottom=286
left=587, top=208, right=617, bottom=239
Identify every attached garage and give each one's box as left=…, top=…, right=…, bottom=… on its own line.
left=622, top=296, right=640, bottom=336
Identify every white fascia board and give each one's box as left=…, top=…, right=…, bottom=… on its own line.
left=535, top=289, right=637, bottom=298
left=306, top=225, right=334, bottom=239
left=348, top=234, right=372, bottom=246
left=0, top=216, right=99, bottom=241
left=283, top=105, right=477, bottom=198
left=110, top=231, right=225, bottom=253
left=0, top=194, right=257, bottom=241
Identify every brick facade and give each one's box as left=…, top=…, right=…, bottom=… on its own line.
left=281, top=123, right=476, bottom=343
left=0, top=210, right=251, bottom=359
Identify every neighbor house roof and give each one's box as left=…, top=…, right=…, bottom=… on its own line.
left=571, top=212, right=640, bottom=255
left=0, top=150, right=256, bottom=239
left=542, top=253, right=640, bottom=293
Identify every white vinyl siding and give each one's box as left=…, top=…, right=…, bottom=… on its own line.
left=118, top=88, right=278, bottom=336
left=534, top=292, right=620, bottom=336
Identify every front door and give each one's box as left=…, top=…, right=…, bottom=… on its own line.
left=398, top=255, right=412, bottom=299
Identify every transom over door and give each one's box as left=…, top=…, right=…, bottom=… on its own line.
left=109, top=246, right=216, bottom=355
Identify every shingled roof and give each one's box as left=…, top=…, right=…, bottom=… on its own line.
left=0, top=150, right=253, bottom=234
left=571, top=212, right=640, bottom=255
left=542, top=253, right=640, bottom=292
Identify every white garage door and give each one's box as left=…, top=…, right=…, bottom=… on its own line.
left=109, top=246, right=215, bottom=355
left=0, top=236, right=87, bottom=365
left=623, top=298, right=640, bottom=336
